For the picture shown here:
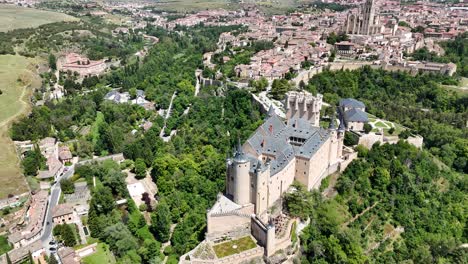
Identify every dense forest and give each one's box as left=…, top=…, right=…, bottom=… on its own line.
left=287, top=142, right=467, bottom=263
left=307, top=67, right=468, bottom=173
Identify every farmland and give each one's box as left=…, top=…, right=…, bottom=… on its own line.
left=0, top=55, right=40, bottom=198
left=0, top=4, right=78, bottom=32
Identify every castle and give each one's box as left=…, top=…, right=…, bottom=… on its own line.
left=180, top=91, right=357, bottom=263
left=344, top=0, right=384, bottom=35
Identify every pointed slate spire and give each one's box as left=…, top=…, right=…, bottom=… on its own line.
left=237, top=137, right=243, bottom=153
left=267, top=104, right=276, bottom=118
left=338, top=117, right=346, bottom=132
left=328, top=113, right=336, bottom=130
left=233, top=137, right=248, bottom=163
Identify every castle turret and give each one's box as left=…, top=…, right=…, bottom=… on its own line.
left=231, top=140, right=251, bottom=205
left=254, top=160, right=269, bottom=215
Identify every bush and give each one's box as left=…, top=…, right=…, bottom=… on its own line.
left=344, top=132, right=359, bottom=146
left=363, top=123, right=372, bottom=134
left=139, top=204, right=148, bottom=212
left=355, top=144, right=369, bottom=158
left=163, top=245, right=173, bottom=255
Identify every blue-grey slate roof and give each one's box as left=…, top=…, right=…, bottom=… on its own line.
left=244, top=115, right=331, bottom=177
left=339, top=98, right=365, bottom=109
left=344, top=108, right=368, bottom=122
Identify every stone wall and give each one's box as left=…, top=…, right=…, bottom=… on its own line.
left=207, top=204, right=254, bottom=240
left=188, top=247, right=264, bottom=264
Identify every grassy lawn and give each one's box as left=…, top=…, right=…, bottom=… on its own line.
left=149, top=0, right=239, bottom=12
left=0, top=235, right=12, bottom=255
left=212, top=236, right=257, bottom=258
left=0, top=4, right=77, bottom=32
left=0, top=55, right=41, bottom=198
left=373, top=121, right=388, bottom=128
left=441, top=77, right=468, bottom=95
left=82, top=243, right=116, bottom=264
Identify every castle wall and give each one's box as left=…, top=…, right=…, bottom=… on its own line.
left=251, top=217, right=268, bottom=247
left=340, top=149, right=358, bottom=172
left=294, top=157, right=311, bottom=188
left=254, top=169, right=269, bottom=215
left=267, top=158, right=296, bottom=207
left=273, top=219, right=296, bottom=255
left=307, top=138, right=334, bottom=189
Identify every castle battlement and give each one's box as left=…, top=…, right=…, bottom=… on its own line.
left=285, top=91, right=322, bottom=126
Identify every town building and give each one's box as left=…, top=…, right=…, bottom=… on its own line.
left=7, top=191, right=48, bottom=248
left=59, top=146, right=73, bottom=163
left=58, top=247, right=81, bottom=264
left=52, top=204, right=75, bottom=225
left=0, top=240, right=44, bottom=264
left=104, top=89, right=155, bottom=110
left=57, top=53, right=107, bottom=77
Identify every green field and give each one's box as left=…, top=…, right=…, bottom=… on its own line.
left=0, top=55, right=40, bottom=198
left=0, top=4, right=78, bottom=32
left=212, top=236, right=257, bottom=258
left=147, top=0, right=296, bottom=14
left=82, top=243, right=116, bottom=264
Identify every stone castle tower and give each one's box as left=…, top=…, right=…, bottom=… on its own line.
left=226, top=140, right=251, bottom=206
left=285, top=91, right=322, bottom=127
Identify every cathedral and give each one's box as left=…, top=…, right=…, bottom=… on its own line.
left=180, top=91, right=357, bottom=263
left=344, top=0, right=384, bottom=35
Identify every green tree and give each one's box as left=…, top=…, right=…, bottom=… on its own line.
left=283, top=182, right=314, bottom=220
left=60, top=179, right=75, bottom=194
left=90, top=186, right=115, bottom=215
left=270, top=79, right=293, bottom=100
left=61, top=224, right=77, bottom=247
left=151, top=202, right=171, bottom=242
left=48, top=54, right=57, bottom=71
left=102, top=222, right=139, bottom=256
left=363, top=123, right=372, bottom=134
left=134, top=158, right=147, bottom=179
left=129, top=88, right=137, bottom=99
left=48, top=254, right=58, bottom=264
left=21, top=146, right=46, bottom=176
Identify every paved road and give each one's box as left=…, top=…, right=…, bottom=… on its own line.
left=40, top=166, right=75, bottom=254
